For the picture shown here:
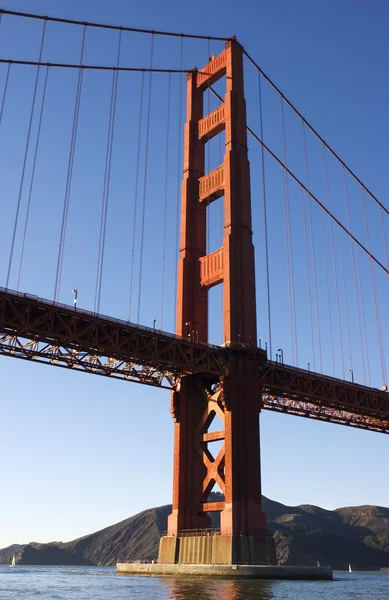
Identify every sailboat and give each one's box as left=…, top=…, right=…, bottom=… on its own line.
left=349, top=563, right=352, bottom=573
left=9, top=555, right=16, bottom=568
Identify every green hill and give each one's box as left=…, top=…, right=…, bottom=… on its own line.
left=1, top=497, right=389, bottom=570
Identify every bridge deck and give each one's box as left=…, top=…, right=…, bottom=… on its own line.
left=0, top=288, right=388, bottom=433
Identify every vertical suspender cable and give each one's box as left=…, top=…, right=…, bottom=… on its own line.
left=6, top=20, right=47, bottom=289
left=95, top=30, right=122, bottom=313
left=302, top=123, right=322, bottom=372
left=137, top=34, right=154, bottom=323
left=16, top=65, right=50, bottom=290
left=173, top=36, right=184, bottom=332
left=354, top=241, right=371, bottom=385
left=379, top=207, right=389, bottom=275
left=0, top=12, right=11, bottom=131
left=301, top=185, right=315, bottom=370
left=343, top=167, right=366, bottom=383
left=323, top=146, right=344, bottom=378
left=338, top=227, right=353, bottom=377
left=280, top=98, right=298, bottom=365
left=160, top=72, right=171, bottom=329
left=128, top=71, right=145, bottom=321
left=361, top=188, right=386, bottom=386
left=258, top=73, right=272, bottom=359
left=319, top=153, right=335, bottom=376
left=54, top=26, right=86, bottom=301
left=0, top=62, right=10, bottom=128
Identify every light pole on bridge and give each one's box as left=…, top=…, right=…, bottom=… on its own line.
left=72, top=289, right=78, bottom=310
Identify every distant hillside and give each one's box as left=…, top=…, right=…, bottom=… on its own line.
left=1, top=497, right=389, bottom=570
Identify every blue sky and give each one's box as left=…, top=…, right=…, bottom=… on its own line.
left=0, top=0, right=388, bottom=549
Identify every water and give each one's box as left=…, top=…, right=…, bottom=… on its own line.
left=0, top=565, right=388, bottom=599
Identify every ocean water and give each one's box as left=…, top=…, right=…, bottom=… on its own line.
left=0, top=565, right=388, bottom=599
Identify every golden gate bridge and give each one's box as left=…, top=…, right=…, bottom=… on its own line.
left=0, top=8, right=388, bottom=566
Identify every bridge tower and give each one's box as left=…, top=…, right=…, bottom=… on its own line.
left=158, top=40, right=276, bottom=565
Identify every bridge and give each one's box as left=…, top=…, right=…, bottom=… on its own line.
left=0, top=8, right=388, bottom=566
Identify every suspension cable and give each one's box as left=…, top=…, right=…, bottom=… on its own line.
left=209, top=82, right=388, bottom=275
left=54, top=26, right=86, bottom=301
left=128, top=71, right=145, bottom=321
left=280, top=97, right=298, bottom=365
left=173, top=37, right=184, bottom=332
left=1, top=8, right=230, bottom=41
left=338, top=227, right=353, bottom=376
left=160, top=72, right=171, bottom=330
left=319, top=155, right=335, bottom=376
left=6, top=20, right=47, bottom=288
left=323, top=146, right=344, bottom=378
left=137, top=35, right=154, bottom=324
left=343, top=167, right=366, bottom=383
left=16, top=65, right=50, bottom=290
left=243, top=48, right=389, bottom=217
left=95, top=30, right=122, bottom=313
left=380, top=206, right=389, bottom=275
left=258, top=73, right=272, bottom=359
left=0, top=59, right=191, bottom=74
left=354, top=241, right=371, bottom=386
left=302, top=123, right=322, bottom=372
left=361, top=188, right=387, bottom=386
left=247, top=124, right=389, bottom=275
left=0, top=63, right=10, bottom=128
left=301, top=186, right=315, bottom=371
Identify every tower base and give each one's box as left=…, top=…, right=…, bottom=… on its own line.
left=158, top=534, right=277, bottom=565
left=116, top=562, right=333, bottom=580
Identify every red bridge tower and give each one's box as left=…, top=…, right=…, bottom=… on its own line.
left=159, top=40, right=276, bottom=565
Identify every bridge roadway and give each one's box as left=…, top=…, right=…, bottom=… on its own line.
left=0, top=287, right=388, bottom=434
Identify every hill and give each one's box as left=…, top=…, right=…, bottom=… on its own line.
left=1, top=497, right=389, bottom=570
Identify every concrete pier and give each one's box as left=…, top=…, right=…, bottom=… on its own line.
left=116, top=562, right=333, bottom=580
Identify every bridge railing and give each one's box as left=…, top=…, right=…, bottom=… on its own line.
left=266, top=360, right=387, bottom=394
left=0, top=286, right=223, bottom=349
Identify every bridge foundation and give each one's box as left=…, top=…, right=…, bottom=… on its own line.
left=158, top=533, right=274, bottom=566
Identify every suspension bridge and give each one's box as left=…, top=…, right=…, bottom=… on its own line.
left=0, top=8, right=388, bottom=567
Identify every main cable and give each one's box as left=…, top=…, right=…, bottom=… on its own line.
left=243, top=48, right=389, bottom=217
left=209, top=83, right=389, bottom=275
left=0, top=59, right=191, bottom=73
left=0, top=8, right=230, bottom=41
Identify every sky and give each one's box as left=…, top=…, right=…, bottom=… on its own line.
left=0, top=0, right=388, bottom=549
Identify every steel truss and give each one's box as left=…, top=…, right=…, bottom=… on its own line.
left=0, top=288, right=263, bottom=388
left=261, top=362, right=389, bottom=433
left=0, top=289, right=388, bottom=432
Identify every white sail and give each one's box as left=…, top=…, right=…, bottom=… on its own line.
left=349, top=563, right=352, bottom=573
left=10, top=554, right=16, bottom=567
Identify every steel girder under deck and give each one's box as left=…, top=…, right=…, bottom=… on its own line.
left=0, top=288, right=388, bottom=433
left=261, top=361, right=389, bottom=434
left=0, top=288, right=228, bottom=387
